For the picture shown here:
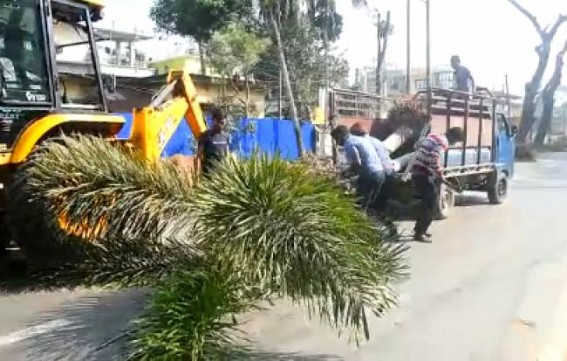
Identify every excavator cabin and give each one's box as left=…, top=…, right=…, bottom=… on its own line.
left=0, top=0, right=121, bottom=158
left=0, top=0, right=207, bottom=255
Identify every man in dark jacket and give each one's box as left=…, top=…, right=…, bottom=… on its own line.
left=197, top=107, right=231, bottom=175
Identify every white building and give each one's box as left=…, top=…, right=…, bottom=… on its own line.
left=55, top=23, right=155, bottom=78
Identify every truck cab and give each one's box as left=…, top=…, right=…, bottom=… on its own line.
left=495, top=112, right=516, bottom=178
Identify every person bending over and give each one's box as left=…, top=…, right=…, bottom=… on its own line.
left=411, top=127, right=464, bottom=242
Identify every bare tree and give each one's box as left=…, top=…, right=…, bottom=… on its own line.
left=507, top=0, right=567, bottom=144
left=534, top=40, right=567, bottom=146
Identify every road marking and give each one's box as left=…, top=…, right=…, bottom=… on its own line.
left=0, top=319, right=71, bottom=347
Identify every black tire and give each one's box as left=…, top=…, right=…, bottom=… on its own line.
left=487, top=171, right=508, bottom=205
left=0, top=214, right=9, bottom=257
left=434, top=183, right=455, bottom=220
left=5, top=151, right=93, bottom=269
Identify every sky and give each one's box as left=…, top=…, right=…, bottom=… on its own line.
left=99, top=0, right=567, bottom=94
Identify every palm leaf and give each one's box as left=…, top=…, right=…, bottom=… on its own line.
left=128, top=262, right=262, bottom=361
left=6, top=135, right=199, bottom=285
left=192, top=154, right=407, bottom=341
left=9, top=135, right=407, bottom=355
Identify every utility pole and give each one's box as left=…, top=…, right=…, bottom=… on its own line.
left=425, top=0, right=431, bottom=90
left=425, top=0, right=432, bottom=115
left=406, top=0, right=411, bottom=94
left=376, top=10, right=382, bottom=96
left=505, top=74, right=511, bottom=119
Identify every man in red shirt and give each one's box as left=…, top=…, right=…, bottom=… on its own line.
left=411, top=127, right=464, bottom=241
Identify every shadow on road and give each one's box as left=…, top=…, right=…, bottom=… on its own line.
left=20, top=290, right=148, bottom=361
left=454, top=194, right=490, bottom=208
left=13, top=289, right=344, bottom=361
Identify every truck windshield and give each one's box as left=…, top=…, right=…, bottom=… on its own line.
left=0, top=0, right=50, bottom=104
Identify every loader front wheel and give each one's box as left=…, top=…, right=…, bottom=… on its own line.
left=0, top=214, right=9, bottom=257
left=5, top=151, right=93, bottom=270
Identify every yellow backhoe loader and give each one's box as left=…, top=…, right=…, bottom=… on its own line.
left=0, top=0, right=206, bottom=255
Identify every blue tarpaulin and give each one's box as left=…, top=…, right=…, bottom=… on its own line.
left=115, top=113, right=316, bottom=160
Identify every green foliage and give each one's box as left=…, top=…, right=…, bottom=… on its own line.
left=9, top=135, right=407, bottom=358
left=207, top=23, right=270, bottom=118
left=6, top=135, right=199, bottom=286
left=129, top=263, right=260, bottom=361
left=150, top=0, right=253, bottom=42
left=10, top=136, right=195, bottom=245
left=192, top=154, right=406, bottom=339
left=208, top=23, right=270, bottom=78
left=254, top=20, right=349, bottom=117
left=306, top=0, right=343, bottom=42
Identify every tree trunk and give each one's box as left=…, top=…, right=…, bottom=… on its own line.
left=534, top=96, right=554, bottom=146
left=269, top=12, right=305, bottom=157
left=534, top=41, right=567, bottom=145
left=245, top=74, right=251, bottom=117
left=506, top=0, right=567, bottom=144
left=517, top=43, right=551, bottom=143
left=375, top=11, right=390, bottom=96
left=197, top=41, right=207, bottom=75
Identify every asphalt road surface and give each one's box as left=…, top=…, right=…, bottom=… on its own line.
left=2, top=153, right=567, bottom=361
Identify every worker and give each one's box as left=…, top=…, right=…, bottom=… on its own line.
left=451, top=55, right=475, bottom=93
left=411, top=127, right=464, bottom=242
left=350, top=123, right=396, bottom=213
left=331, top=125, right=384, bottom=211
left=197, top=107, right=231, bottom=175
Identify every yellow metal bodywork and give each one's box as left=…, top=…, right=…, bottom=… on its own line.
left=131, top=63, right=207, bottom=162
left=7, top=63, right=206, bottom=165
left=8, top=113, right=125, bottom=165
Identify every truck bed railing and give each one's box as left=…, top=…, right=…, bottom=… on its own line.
left=402, top=88, right=498, bottom=178
left=415, top=88, right=497, bottom=120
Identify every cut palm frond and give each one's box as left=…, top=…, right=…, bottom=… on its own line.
left=9, top=136, right=407, bottom=356
left=7, top=135, right=198, bottom=276
left=128, top=262, right=261, bottom=361
left=192, top=154, right=407, bottom=341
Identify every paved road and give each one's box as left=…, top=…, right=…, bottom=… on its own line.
left=2, top=153, right=567, bottom=360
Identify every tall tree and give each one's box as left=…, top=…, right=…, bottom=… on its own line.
left=150, top=0, right=253, bottom=74
left=507, top=0, right=567, bottom=144
left=257, top=0, right=367, bottom=157
left=207, top=23, right=270, bottom=117
left=534, top=40, right=567, bottom=146
left=257, top=0, right=306, bottom=156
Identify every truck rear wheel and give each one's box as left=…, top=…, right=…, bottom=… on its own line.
left=487, top=171, right=508, bottom=205
left=435, top=183, right=455, bottom=220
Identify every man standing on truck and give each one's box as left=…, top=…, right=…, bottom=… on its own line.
left=451, top=55, right=475, bottom=93
left=411, top=127, right=464, bottom=242
left=331, top=125, right=384, bottom=211
left=197, top=107, right=231, bottom=175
